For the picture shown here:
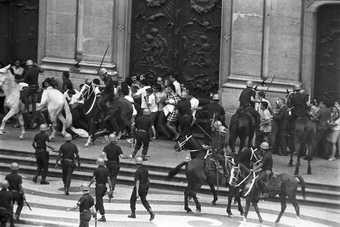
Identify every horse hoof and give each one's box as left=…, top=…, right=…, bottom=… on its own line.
left=212, top=199, right=217, bottom=205
left=19, top=135, right=24, bottom=140
left=259, top=219, right=263, bottom=223
left=243, top=217, right=247, bottom=222
left=185, top=208, right=192, bottom=213
left=196, top=208, right=201, bottom=213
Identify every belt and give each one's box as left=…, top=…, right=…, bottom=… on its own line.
left=136, top=129, right=147, bottom=133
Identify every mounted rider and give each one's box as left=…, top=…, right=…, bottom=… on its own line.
left=22, top=59, right=43, bottom=113
left=237, top=80, right=260, bottom=129
left=98, top=68, right=115, bottom=111
left=287, top=83, right=309, bottom=121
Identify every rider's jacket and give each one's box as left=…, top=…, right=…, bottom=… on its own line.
left=262, top=150, right=273, bottom=172
left=239, top=87, right=256, bottom=108
left=287, top=92, right=309, bottom=119
left=23, top=65, right=41, bottom=86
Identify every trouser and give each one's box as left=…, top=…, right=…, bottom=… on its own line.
left=22, top=86, right=38, bottom=112
left=157, top=111, right=170, bottom=138
left=11, top=191, right=24, bottom=217
left=133, top=131, right=149, bottom=157
left=95, top=184, right=107, bottom=215
left=79, top=210, right=91, bottom=227
left=178, top=114, right=192, bottom=136
left=35, top=151, right=49, bottom=181
left=106, top=161, right=120, bottom=191
left=277, top=131, right=289, bottom=154
left=62, top=159, right=74, bottom=192
left=0, top=206, right=12, bottom=227
left=130, top=186, right=152, bottom=214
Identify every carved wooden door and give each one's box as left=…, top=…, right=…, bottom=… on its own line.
left=130, top=0, right=221, bottom=98
left=0, top=0, right=38, bottom=65
left=315, top=5, right=340, bottom=103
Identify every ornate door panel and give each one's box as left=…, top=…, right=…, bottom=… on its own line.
left=315, top=5, right=340, bottom=102
left=0, top=0, right=38, bottom=65
left=130, top=0, right=221, bottom=98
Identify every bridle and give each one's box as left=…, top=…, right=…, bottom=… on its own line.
left=80, top=83, right=97, bottom=115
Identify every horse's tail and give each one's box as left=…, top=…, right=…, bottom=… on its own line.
left=168, top=161, right=187, bottom=179
left=296, top=175, right=306, bottom=199
left=64, top=101, right=72, bottom=128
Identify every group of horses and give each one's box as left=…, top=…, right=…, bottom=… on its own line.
left=168, top=134, right=306, bottom=223
left=0, top=65, right=130, bottom=146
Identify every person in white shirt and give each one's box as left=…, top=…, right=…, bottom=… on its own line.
left=144, top=88, right=158, bottom=139
left=327, top=105, right=340, bottom=161
left=168, top=75, right=181, bottom=97
left=257, top=101, right=272, bottom=146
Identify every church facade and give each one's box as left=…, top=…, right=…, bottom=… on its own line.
left=1, top=0, right=339, bottom=117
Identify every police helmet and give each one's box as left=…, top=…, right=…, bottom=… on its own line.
left=212, top=94, right=219, bottom=101
left=260, top=141, right=270, bottom=150
left=96, top=158, right=105, bottom=166
left=135, top=156, right=143, bottom=165
left=293, top=83, right=302, bottom=91
left=98, top=68, right=108, bottom=76
left=39, top=124, right=49, bottom=131
left=26, top=59, right=33, bottom=66
left=80, top=184, right=90, bottom=193
left=246, top=80, right=254, bottom=88
left=10, top=162, right=19, bottom=171
left=64, top=134, right=72, bottom=141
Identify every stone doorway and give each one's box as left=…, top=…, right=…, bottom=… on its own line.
left=314, top=4, right=340, bottom=103
left=0, top=0, right=39, bottom=65
left=129, top=0, right=222, bottom=98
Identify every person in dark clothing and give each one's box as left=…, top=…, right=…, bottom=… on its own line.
left=88, top=158, right=113, bottom=222
left=272, top=98, right=290, bottom=155
left=0, top=181, right=13, bottom=227
left=176, top=90, right=193, bottom=136
left=237, top=81, right=260, bottom=127
left=103, top=133, right=123, bottom=192
left=62, top=71, right=73, bottom=93
left=32, top=124, right=55, bottom=184
left=69, top=184, right=95, bottom=227
left=203, top=94, right=226, bottom=125
left=22, top=59, right=43, bottom=113
left=5, top=163, right=24, bottom=221
left=128, top=157, right=155, bottom=221
left=99, top=68, right=115, bottom=111
left=287, top=84, right=309, bottom=120
left=131, top=109, right=152, bottom=160
left=57, top=135, right=80, bottom=195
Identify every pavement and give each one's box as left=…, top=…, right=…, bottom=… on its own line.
left=1, top=173, right=339, bottom=227
left=0, top=127, right=339, bottom=187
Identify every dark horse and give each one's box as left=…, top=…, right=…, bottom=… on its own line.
left=289, top=116, right=315, bottom=175
left=75, top=82, right=125, bottom=146
left=168, top=135, right=240, bottom=213
left=229, top=110, right=257, bottom=153
left=230, top=167, right=306, bottom=223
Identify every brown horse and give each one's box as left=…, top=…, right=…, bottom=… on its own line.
left=289, top=116, right=315, bottom=175
left=232, top=170, right=306, bottom=223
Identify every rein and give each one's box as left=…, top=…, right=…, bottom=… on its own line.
left=81, top=84, right=97, bottom=116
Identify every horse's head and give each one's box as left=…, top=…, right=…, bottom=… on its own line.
left=79, top=82, right=94, bottom=100
left=0, top=65, right=13, bottom=87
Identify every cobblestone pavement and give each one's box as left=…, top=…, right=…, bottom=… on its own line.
left=0, top=173, right=339, bottom=227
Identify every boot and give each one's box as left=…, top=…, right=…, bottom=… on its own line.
left=32, top=176, right=38, bottom=183
left=98, top=215, right=106, bottom=222
left=149, top=211, right=155, bottom=221
left=128, top=212, right=136, bottom=218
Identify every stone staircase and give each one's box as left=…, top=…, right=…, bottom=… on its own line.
left=0, top=148, right=339, bottom=209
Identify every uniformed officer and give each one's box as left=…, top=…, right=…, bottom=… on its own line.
left=69, top=184, right=95, bottom=227
left=32, top=124, right=54, bottom=184
left=131, top=109, right=152, bottom=160
left=259, top=141, right=273, bottom=181
left=88, top=158, right=113, bottom=222
left=204, top=94, right=226, bottom=124
left=0, top=181, right=13, bottom=227
left=287, top=83, right=309, bottom=120
left=238, top=81, right=260, bottom=127
left=57, top=134, right=80, bottom=195
left=103, top=133, right=123, bottom=193
left=5, top=163, right=24, bottom=221
left=98, top=68, right=115, bottom=111
left=128, top=157, right=155, bottom=221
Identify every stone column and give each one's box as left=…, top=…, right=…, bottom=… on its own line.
left=112, top=0, right=132, bottom=79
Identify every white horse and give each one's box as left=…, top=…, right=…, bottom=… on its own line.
left=37, top=84, right=72, bottom=139
left=0, top=65, right=25, bottom=139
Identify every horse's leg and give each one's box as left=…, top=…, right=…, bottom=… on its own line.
left=57, top=113, right=70, bottom=137
left=275, top=193, right=287, bottom=223
left=236, top=189, right=244, bottom=215
left=294, top=143, right=302, bottom=175
left=226, top=191, right=233, bottom=216
left=0, top=108, right=17, bottom=134
left=184, top=188, right=192, bottom=213
left=208, top=182, right=218, bottom=205
left=192, top=193, right=201, bottom=213
left=243, top=197, right=251, bottom=221
left=252, top=201, right=263, bottom=223
left=290, top=196, right=300, bottom=218
left=17, top=113, right=25, bottom=139
left=288, top=134, right=295, bottom=166
left=85, top=118, right=94, bottom=147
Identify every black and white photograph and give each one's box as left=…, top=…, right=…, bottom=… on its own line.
left=0, top=0, right=339, bottom=226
